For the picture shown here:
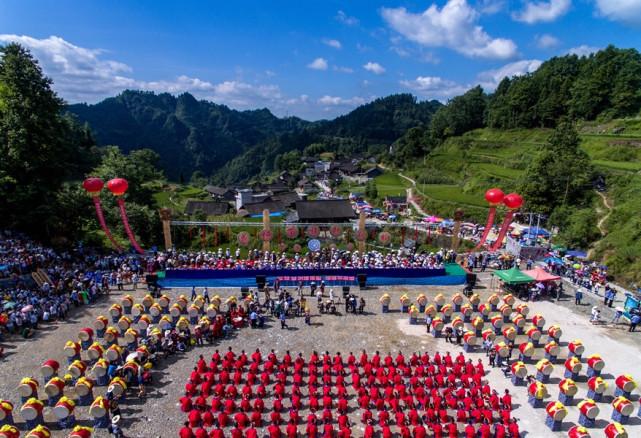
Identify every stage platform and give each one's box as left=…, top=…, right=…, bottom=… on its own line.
left=157, top=263, right=468, bottom=288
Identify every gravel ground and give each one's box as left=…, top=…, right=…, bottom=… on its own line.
left=1, top=269, right=640, bottom=437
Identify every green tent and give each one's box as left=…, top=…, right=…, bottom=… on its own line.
left=493, top=267, right=535, bottom=284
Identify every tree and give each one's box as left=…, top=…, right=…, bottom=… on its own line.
left=0, top=43, right=70, bottom=237
left=517, top=123, right=593, bottom=215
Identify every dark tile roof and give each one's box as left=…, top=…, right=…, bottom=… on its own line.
left=203, top=185, right=233, bottom=196
left=243, top=200, right=287, bottom=216
left=184, top=201, right=230, bottom=216
left=386, top=195, right=407, bottom=204
left=271, top=192, right=301, bottom=207
left=295, top=200, right=356, bottom=220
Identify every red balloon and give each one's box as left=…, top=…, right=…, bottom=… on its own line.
left=107, top=178, right=129, bottom=196
left=503, top=193, right=523, bottom=210
left=82, top=178, right=104, bottom=195
left=485, top=189, right=505, bottom=205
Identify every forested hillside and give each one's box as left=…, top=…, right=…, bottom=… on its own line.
left=68, top=90, right=309, bottom=181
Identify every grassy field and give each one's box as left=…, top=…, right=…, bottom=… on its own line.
left=374, top=172, right=410, bottom=197
left=152, top=185, right=208, bottom=213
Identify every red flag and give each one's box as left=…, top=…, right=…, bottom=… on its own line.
left=202, top=226, right=206, bottom=248
left=214, top=226, right=218, bottom=246
left=490, top=211, right=515, bottom=251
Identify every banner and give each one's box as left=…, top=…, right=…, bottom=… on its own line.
left=519, top=246, right=547, bottom=261
left=473, top=206, right=497, bottom=251
left=117, top=198, right=144, bottom=254
left=490, top=211, right=514, bottom=251
left=505, top=236, right=521, bottom=257
left=93, top=197, right=123, bottom=251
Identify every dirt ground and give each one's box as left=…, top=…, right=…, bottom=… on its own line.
left=1, top=268, right=640, bottom=437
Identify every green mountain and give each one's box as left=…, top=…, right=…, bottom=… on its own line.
left=67, top=90, right=310, bottom=181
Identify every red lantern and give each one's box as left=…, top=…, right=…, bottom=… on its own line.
left=107, top=178, right=129, bottom=196
left=82, top=178, right=104, bottom=195
left=503, top=193, right=523, bottom=210
left=485, top=189, right=505, bottom=206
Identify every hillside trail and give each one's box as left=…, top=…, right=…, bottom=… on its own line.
left=587, top=190, right=613, bottom=259
left=396, top=172, right=429, bottom=218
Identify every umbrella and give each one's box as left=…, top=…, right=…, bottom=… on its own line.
left=372, top=209, right=381, bottom=214
left=2, top=301, right=16, bottom=310
left=536, top=282, right=545, bottom=289
left=21, top=305, right=33, bottom=313
left=126, top=352, right=142, bottom=362
left=553, top=245, right=567, bottom=252
left=572, top=263, right=581, bottom=269
left=510, top=230, right=521, bottom=236
left=162, top=323, right=174, bottom=331
left=598, top=265, right=608, bottom=269
left=389, top=215, right=397, bottom=220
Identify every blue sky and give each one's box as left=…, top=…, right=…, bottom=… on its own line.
left=1, top=0, right=640, bottom=120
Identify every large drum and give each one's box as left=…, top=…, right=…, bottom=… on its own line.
left=25, top=425, right=51, bottom=438
left=417, top=294, right=428, bottom=307
left=18, top=378, right=39, bottom=398
left=44, top=378, right=65, bottom=397
left=516, top=303, right=529, bottom=316
left=511, top=362, right=527, bottom=378
left=158, top=294, right=171, bottom=308
left=588, top=377, right=607, bottom=395
left=615, top=375, right=637, bottom=393
left=472, top=316, right=484, bottom=330
left=469, top=294, right=481, bottom=306
left=478, top=303, right=491, bottom=317
left=53, top=397, right=75, bottom=419
left=424, top=305, right=437, bottom=318
left=206, top=304, right=218, bottom=318
left=431, top=317, right=444, bottom=332
left=93, top=315, right=108, bottom=331
left=142, top=294, right=155, bottom=309
left=20, top=398, right=44, bottom=421
left=177, top=316, right=190, bottom=331
left=587, top=354, right=605, bottom=371
left=68, top=360, right=87, bottom=379
left=452, top=293, right=464, bottom=306
left=463, top=331, right=477, bottom=346
left=512, top=314, right=526, bottom=328
left=526, top=326, right=541, bottom=341
left=69, top=426, right=94, bottom=438
left=105, top=345, right=122, bottom=362
left=138, top=315, right=152, bottom=330
left=545, top=341, right=561, bottom=357
left=491, top=315, right=503, bottom=329
left=78, top=327, right=94, bottom=342
left=559, top=379, right=578, bottom=396
left=131, top=303, right=145, bottom=317
left=75, top=377, right=94, bottom=397
left=441, top=304, right=453, bottom=317
left=89, top=397, right=109, bottom=418
left=121, top=295, right=134, bottom=308
left=451, top=316, right=464, bottom=331
left=41, top=360, right=60, bottom=378
left=502, top=327, right=517, bottom=341
left=109, top=304, right=122, bottom=318
left=0, top=399, right=14, bottom=422
left=88, top=343, right=104, bottom=360
left=503, top=294, right=515, bottom=306
left=64, top=341, right=81, bottom=358
left=481, top=329, right=495, bottom=342
left=461, top=304, right=473, bottom=317
left=103, top=327, right=119, bottom=343
left=499, top=304, right=512, bottom=318
left=495, top=342, right=509, bottom=358
left=519, top=342, right=535, bottom=358
left=170, top=304, right=182, bottom=318
left=92, top=359, right=108, bottom=377
left=533, top=314, right=546, bottom=328
left=565, top=357, right=582, bottom=374
left=108, top=378, right=127, bottom=397
left=117, top=315, right=132, bottom=331
left=578, top=399, right=599, bottom=420
left=149, top=303, right=162, bottom=317
left=434, top=294, right=446, bottom=307
left=612, top=396, right=634, bottom=416
left=548, top=325, right=562, bottom=340
left=568, top=426, right=591, bottom=438
left=546, top=401, right=567, bottom=421
left=605, top=422, right=628, bottom=438
left=488, top=294, right=500, bottom=306
left=529, top=381, right=548, bottom=399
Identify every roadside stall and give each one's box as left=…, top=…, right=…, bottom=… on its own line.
left=492, top=267, right=535, bottom=300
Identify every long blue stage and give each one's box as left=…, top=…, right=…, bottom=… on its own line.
left=159, top=265, right=467, bottom=288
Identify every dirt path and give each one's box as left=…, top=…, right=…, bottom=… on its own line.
left=595, top=191, right=613, bottom=236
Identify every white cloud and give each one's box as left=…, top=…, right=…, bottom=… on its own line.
left=363, top=62, right=386, bottom=75
left=322, top=38, right=342, bottom=49
left=536, top=34, right=561, bottom=50
left=565, top=45, right=600, bottom=57
left=512, top=0, right=572, bottom=24
left=307, top=57, right=328, bottom=71
left=318, top=95, right=366, bottom=106
left=336, top=10, right=359, bottom=26
left=476, top=0, right=506, bottom=14
left=380, top=1, right=518, bottom=60
left=594, top=0, right=641, bottom=27
left=333, top=66, right=354, bottom=73
left=475, top=59, right=542, bottom=90
left=391, top=46, right=410, bottom=57
left=400, top=76, right=469, bottom=99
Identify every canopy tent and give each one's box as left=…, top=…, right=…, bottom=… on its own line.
left=522, top=267, right=561, bottom=282
left=493, top=267, right=535, bottom=284
left=523, top=227, right=550, bottom=235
